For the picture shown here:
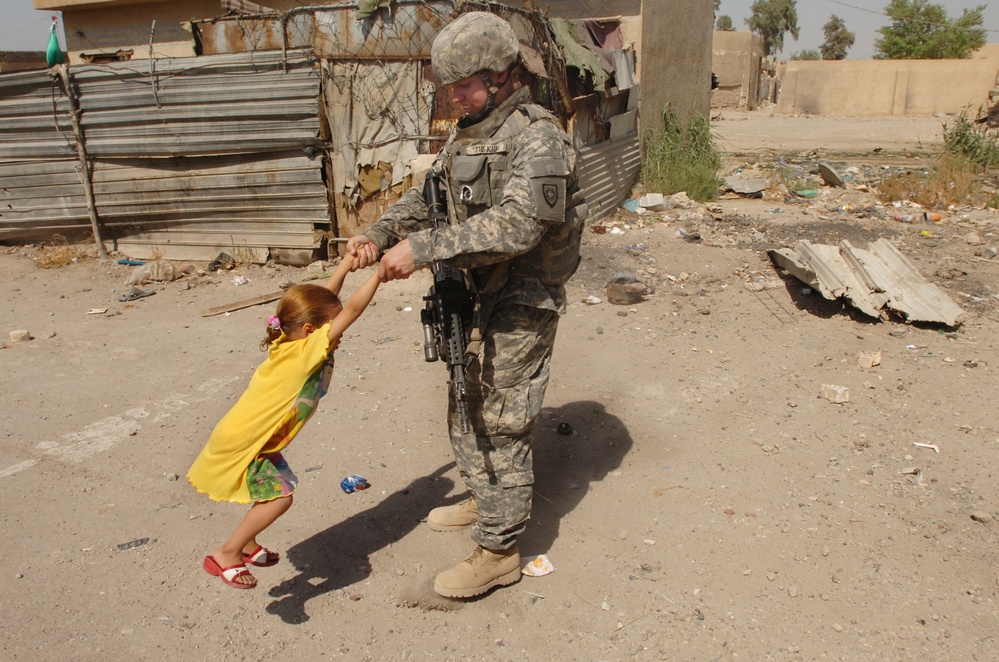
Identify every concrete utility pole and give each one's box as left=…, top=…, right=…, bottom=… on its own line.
left=639, top=0, right=713, bottom=129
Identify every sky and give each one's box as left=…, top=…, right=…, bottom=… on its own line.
left=1, top=0, right=998, bottom=58
left=0, top=0, right=66, bottom=52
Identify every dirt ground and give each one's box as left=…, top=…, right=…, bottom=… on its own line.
left=2, top=109, right=998, bottom=662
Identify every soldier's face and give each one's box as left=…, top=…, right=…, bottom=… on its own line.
left=448, top=74, right=490, bottom=117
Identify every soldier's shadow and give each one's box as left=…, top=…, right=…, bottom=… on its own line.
left=524, top=400, right=633, bottom=554
left=265, top=463, right=456, bottom=624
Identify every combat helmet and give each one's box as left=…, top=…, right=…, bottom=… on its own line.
left=431, top=11, right=520, bottom=86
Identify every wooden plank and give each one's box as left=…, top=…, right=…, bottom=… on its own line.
left=200, top=290, right=285, bottom=317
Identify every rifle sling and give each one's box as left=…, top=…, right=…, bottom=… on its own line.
left=466, top=260, right=510, bottom=356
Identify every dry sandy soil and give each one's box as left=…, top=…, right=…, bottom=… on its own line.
left=2, top=109, right=998, bottom=661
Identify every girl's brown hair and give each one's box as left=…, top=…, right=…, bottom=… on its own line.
left=260, top=284, right=343, bottom=350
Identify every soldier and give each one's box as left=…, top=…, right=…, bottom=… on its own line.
left=347, top=10, right=587, bottom=598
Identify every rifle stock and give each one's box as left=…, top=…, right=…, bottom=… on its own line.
left=421, top=168, right=475, bottom=433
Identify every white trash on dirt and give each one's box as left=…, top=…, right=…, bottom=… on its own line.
left=125, top=259, right=180, bottom=286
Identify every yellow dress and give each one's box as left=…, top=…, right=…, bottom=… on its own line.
left=187, top=322, right=335, bottom=503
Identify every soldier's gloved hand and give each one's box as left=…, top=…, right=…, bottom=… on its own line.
left=346, top=235, right=380, bottom=269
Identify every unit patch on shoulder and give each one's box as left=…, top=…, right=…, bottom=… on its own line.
left=543, top=183, right=559, bottom=209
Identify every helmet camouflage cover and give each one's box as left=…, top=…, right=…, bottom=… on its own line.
left=431, top=11, right=520, bottom=86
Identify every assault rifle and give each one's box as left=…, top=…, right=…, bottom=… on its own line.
left=420, top=168, right=475, bottom=433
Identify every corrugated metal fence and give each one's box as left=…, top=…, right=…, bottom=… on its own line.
left=0, top=49, right=327, bottom=260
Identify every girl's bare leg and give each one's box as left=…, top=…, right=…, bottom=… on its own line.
left=211, top=495, right=293, bottom=586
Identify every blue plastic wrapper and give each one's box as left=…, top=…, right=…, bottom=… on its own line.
left=340, top=474, right=370, bottom=494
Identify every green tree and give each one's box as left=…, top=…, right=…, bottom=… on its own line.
left=874, top=0, right=986, bottom=59
left=746, top=0, right=800, bottom=57
left=820, top=14, right=855, bottom=60
left=790, top=49, right=821, bottom=60
left=716, top=15, right=735, bottom=31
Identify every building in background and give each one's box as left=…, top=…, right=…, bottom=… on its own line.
left=9, top=1, right=714, bottom=261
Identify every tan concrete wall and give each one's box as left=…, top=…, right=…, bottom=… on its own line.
left=0, top=52, right=49, bottom=73
left=973, top=44, right=999, bottom=60
left=712, top=30, right=764, bottom=110
left=40, top=0, right=218, bottom=61
left=777, top=59, right=999, bottom=117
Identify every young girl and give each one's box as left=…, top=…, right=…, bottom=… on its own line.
left=187, top=256, right=382, bottom=589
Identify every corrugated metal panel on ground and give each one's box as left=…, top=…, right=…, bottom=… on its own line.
left=92, top=150, right=328, bottom=260
left=0, top=159, right=91, bottom=240
left=577, top=131, right=641, bottom=223
left=0, top=69, right=77, bottom=160
left=72, top=49, right=322, bottom=157
left=769, top=239, right=966, bottom=327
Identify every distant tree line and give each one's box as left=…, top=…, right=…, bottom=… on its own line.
left=712, top=0, right=986, bottom=60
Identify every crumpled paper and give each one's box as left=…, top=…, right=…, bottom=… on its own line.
left=521, top=554, right=555, bottom=577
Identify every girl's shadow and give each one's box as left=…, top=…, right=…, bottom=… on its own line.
left=265, top=463, right=455, bottom=623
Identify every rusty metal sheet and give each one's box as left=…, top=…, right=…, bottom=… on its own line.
left=769, top=239, right=965, bottom=327
left=491, top=0, right=641, bottom=17
left=195, top=1, right=454, bottom=60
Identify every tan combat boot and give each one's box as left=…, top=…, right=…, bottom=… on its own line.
left=426, top=496, right=478, bottom=532
left=433, top=545, right=521, bottom=598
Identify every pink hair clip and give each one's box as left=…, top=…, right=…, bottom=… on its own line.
left=267, top=314, right=282, bottom=330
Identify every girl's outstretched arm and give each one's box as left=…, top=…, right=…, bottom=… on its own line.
left=323, top=255, right=356, bottom=297
left=327, top=271, right=383, bottom=344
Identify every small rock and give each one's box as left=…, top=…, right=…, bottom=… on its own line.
left=9, top=330, right=32, bottom=343
left=832, top=623, right=843, bottom=632
left=307, top=260, right=329, bottom=273
left=857, top=351, right=881, bottom=369
left=970, top=511, right=993, bottom=523
left=605, top=273, right=647, bottom=305
left=964, top=232, right=985, bottom=246
left=788, top=584, right=799, bottom=598
left=820, top=384, right=850, bottom=404
left=166, top=473, right=179, bottom=481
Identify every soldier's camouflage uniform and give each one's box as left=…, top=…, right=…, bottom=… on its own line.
left=363, top=85, right=587, bottom=550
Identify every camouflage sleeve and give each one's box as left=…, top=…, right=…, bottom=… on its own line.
left=362, top=182, right=431, bottom=251
left=408, top=120, right=573, bottom=269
